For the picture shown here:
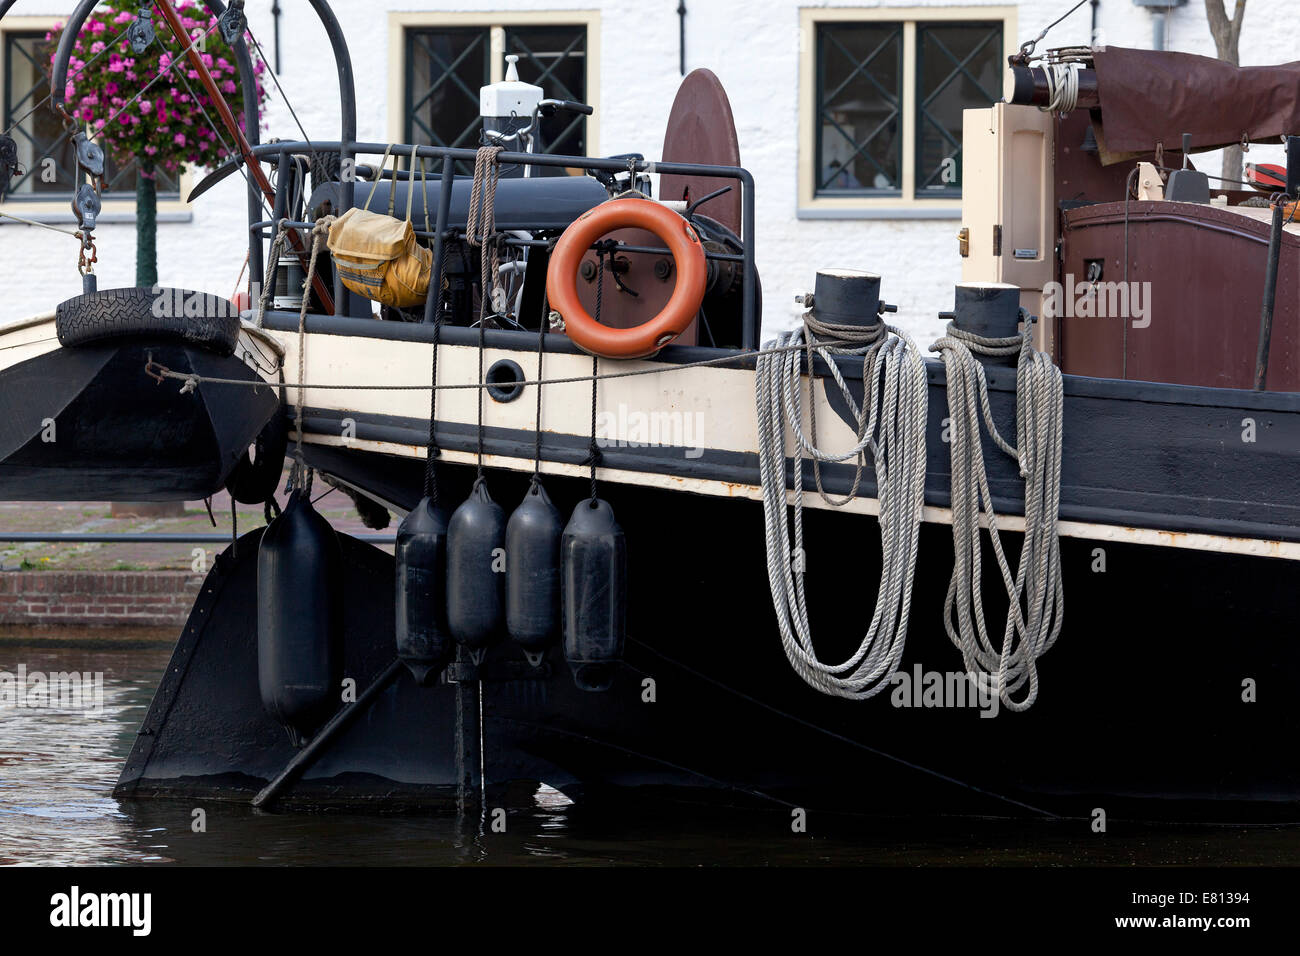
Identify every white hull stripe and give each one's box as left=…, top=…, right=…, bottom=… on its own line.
left=301, top=433, right=1300, bottom=562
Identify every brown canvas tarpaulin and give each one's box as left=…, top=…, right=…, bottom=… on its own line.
left=1092, top=46, right=1300, bottom=155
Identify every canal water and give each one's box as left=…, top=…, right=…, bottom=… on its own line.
left=1, top=640, right=1298, bottom=866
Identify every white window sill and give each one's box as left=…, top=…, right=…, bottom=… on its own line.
left=797, top=206, right=963, bottom=221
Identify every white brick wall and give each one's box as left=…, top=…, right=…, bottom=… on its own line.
left=2, top=0, right=1295, bottom=347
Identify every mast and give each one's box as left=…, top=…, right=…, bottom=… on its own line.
left=153, top=0, right=335, bottom=313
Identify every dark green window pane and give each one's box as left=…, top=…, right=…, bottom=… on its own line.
left=404, top=25, right=587, bottom=179
left=504, top=25, right=587, bottom=169
left=815, top=22, right=903, bottom=196
left=404, top=27, right=490, bottom=176
left=915, top=22, right=1002, bottom=199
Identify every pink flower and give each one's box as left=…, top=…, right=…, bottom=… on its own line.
left=90, top=20, right=105, bottom=35
left=145, top=145, right=158, bottom=156
left=138, top=99, right=152, bottom=112
left=174, top=133, right=187, bottom=146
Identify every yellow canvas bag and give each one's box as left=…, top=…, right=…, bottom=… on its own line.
left=327, top=146, right=432, bottom=310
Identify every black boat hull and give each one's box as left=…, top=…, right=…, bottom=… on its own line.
left=116, top=458, right=1300, bottom=822
left=0, top=341, right=279, bottom=500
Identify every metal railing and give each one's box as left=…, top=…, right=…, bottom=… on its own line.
left=0, top=532, right=396, bottom=544
left=248, top=139, right=760, bottom=349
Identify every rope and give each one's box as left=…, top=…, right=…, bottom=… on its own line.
left=755, top=314, right=929, bottom=700
left=0, top=211, right=81, bottom=237
left=476, top=288, right=487, bottom=479
left=242, top=28, right=333, bottom=196
left=361, top=144, right=394, bottom=212
left=254, top=221, right=293, bottom=328
left=534, top=287, right=551, bottom=474
left=84, top=20, right=271, bottom=223
left=466, top=145, right=504, bottom=319
left=801, top=310, right=887, bottom=507
left=1018, top=0, right=1091, bottom=59
left=585, top=253, right=606, bottom=499
left=928, top=322, right=1065, bottom=712
left=1039, top=62, right=1081, bottom=114
left=290, top=216, right=334, bottom=489
left=143, top=340, right=814, bottom=393
left=231, top=250, right=250, bottom=301
left=423, top=232, right=448, bottom=504
left=466, top=146, right=504, bottom=478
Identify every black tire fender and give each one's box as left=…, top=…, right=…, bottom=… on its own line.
left=225, top=411, right=289, bottom=505
left=56, top=286, right=242, bottom=356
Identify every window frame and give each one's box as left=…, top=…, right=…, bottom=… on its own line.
left=387, top=10, right=601, bottom=160
left=798, top=5, right=1016, bottom=220
left=0, top=16, right=194, bottom=224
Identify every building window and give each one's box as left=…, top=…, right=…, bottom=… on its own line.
left=403, top=21, right=589, bottom=177
left=914, top=22, right=1003, bottom=199
left=800, top=7, right=1015, bottom=217
left=2, top=30, right=179, bottom=201
left=815, top=22, right=904, bottom=196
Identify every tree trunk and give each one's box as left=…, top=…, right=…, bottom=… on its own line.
left=136, top=162, right=158, bottom=288
left=1205, top=1, right=1248, bottom=183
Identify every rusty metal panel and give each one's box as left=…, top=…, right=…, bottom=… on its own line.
left=1059, top=201, right=1299, bottom=390
left=658, top=69, right=742, bottom=234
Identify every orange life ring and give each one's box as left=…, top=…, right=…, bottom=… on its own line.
left=546, top=197, right=707, bottom=359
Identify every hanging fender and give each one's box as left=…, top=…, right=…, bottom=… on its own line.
left=545, top=197, right=707, bottom=359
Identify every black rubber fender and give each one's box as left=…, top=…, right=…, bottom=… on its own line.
left=55, top=286, right=242, bottom=356
left=225, top=410, right=289, bottom=505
